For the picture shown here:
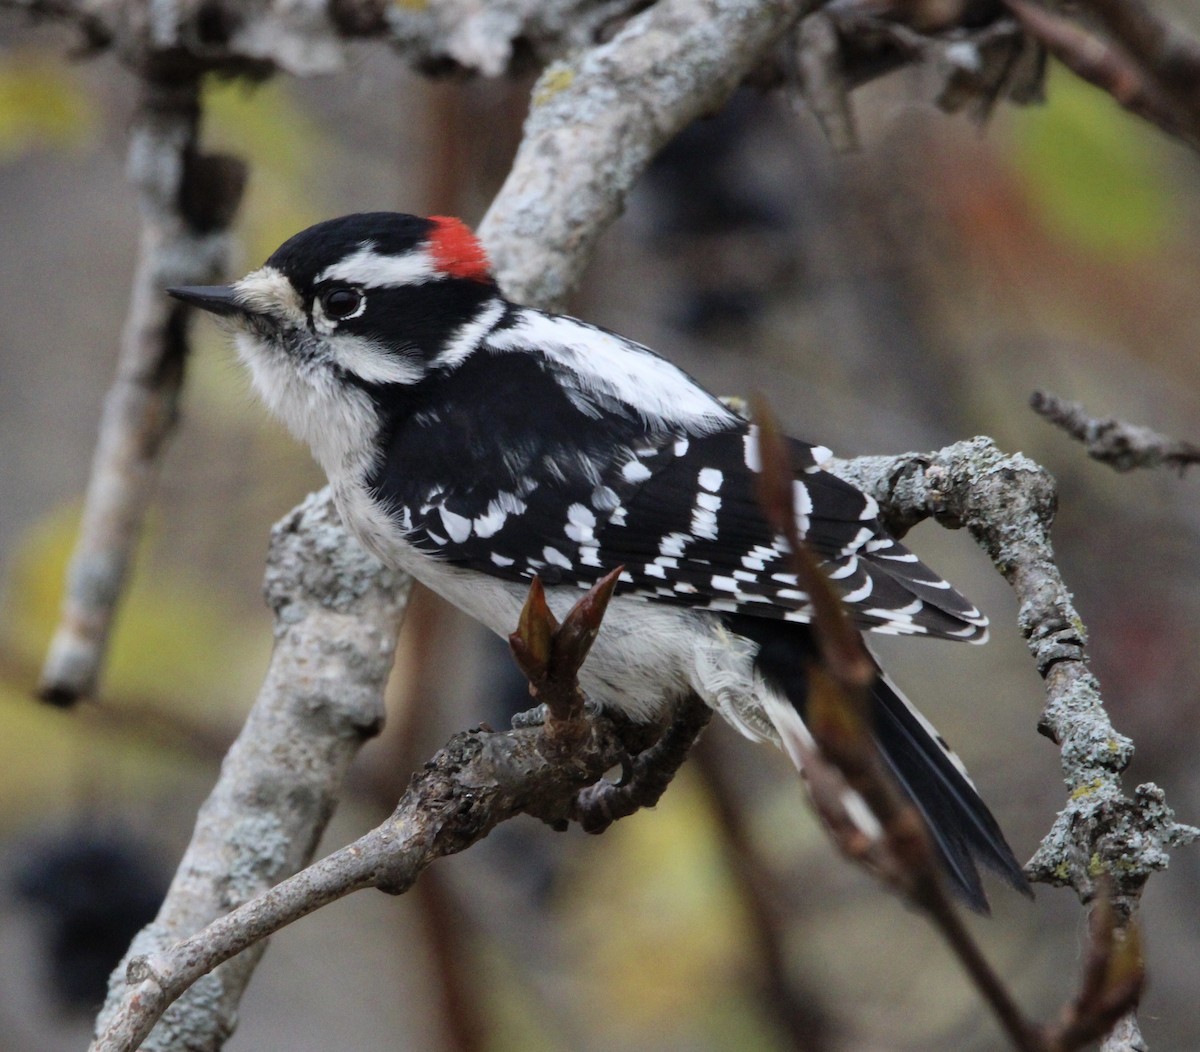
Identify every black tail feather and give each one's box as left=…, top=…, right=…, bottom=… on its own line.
left=726, top=616, right=1031, bottom=912
left=869, top=671, right=1031, bottom=912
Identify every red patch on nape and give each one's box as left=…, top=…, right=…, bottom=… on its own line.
left=428, top=215, right=492, bottom=283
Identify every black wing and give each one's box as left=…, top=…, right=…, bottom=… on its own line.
left=375, top=383, right=985, bottom=641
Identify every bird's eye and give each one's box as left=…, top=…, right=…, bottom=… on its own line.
left=320, top=286, right=364, bottom=320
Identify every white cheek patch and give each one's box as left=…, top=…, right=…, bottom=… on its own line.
left=324, top=333, right=424, bottom=385
left=317, top=244, right=437, bottom=287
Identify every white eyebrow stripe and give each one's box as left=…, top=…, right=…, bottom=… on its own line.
left=317, top=245, right=437, bottom=287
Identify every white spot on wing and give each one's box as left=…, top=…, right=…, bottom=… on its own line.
left=565, top=503, right=597, bottom=543
left=828, top=557, right=858, bottom=580
left=838, top=527, right=874, bottom=557
left=543, top=546, right=572, bottom=570
left=841, top=577, right=874, bottom=603
left=472, top=502, right=508, bottom=539
left=659, top=532, right=691, bottom=558
left=690, top=504, right=719, bottom=540
left=792, top=480, right=812, bottom=535
left=622, top=460, right=652, bottom=483
left=439, top=507, right=472, bottom=544
left=744, top=426, right=762, bottom=472
left=698, top=467, right=723, bottom=492
left=592, top=485, right=620, bottom=512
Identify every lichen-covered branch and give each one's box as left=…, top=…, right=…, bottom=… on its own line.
left=89, top=711, right=632, bottom=1052
left=37, top=78, right=245, bottom=706
left=831, top=439, right=1197, bottom=904
left=1031, top=390, right=1200, bottom=473
left=478, top=0, right=817, bottom=309
left=0, top=0, right=649, bottom=77
left=90, top=491, right=411, bottom=1052
left=830, top=438, right=1197, bottom=1052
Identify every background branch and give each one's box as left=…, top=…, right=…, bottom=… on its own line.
left=37, top=77, right=245, bottom=705
left=477, top=0, right=817, bottom=309
left=1003, top=0, right=1200, bottom=151
left=1031, top=390, right=1200, bottom=473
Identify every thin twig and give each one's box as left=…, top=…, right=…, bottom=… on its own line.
left=1079, top=0, right=1200, bottom=140
left=1003, top=0, right=1197, bottom=148
left=1031, top=390, right=1200, bottom=473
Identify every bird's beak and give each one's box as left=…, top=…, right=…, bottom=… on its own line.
left=167, top=285, right=248, bottom=317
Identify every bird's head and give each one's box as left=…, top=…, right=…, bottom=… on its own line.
left=168, top=212, right=502, bottom=473
left=170, top=211, right=499, bottom=384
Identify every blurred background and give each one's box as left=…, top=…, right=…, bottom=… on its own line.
left=1, top=7, right=1199, bottom=1051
